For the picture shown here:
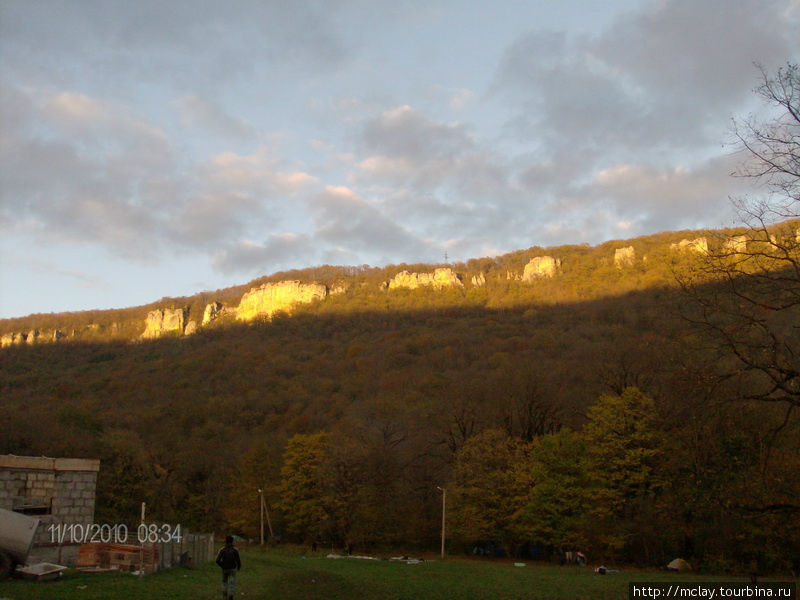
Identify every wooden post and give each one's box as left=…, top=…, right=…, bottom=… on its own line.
left=263, top=493, right=274, bottom=539
left=258, top=488, right=264, bottom=545
left=139, top=502, right=145, bottom=575
left=437, top=486, right=446, bottom=559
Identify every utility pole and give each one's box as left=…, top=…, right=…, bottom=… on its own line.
left=139, top=502, right=146, bottom=576
left=258, top=487, right=274, bottom=544
left=436, top=486, right=446, bottom=559
left=258, top=489, right=264, bottom=545
left=263, top=492, right=274, bottom=539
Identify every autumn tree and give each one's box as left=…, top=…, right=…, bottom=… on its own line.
left=676, top=64, right=800, bottom=531
left=274, top=433, right=332, bottom=542
left=684, top=63, right=799, bottom=410
left=449, top=429, right=527, bottom=550
left=226, top=438, right=284, bottom=539
left=582, top=388, right=665, bottom=561
left=511, top=430, right=589, bottom=551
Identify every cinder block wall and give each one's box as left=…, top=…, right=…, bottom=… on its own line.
left=0, top=455, right=100, bottom=566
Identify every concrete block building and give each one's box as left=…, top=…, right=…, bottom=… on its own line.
left=0, top=455, right=100, bottom=566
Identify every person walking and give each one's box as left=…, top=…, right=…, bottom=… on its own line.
left=215, top=535, right=242, bottom=600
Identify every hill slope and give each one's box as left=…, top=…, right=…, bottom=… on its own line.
left=1, top=222, right=798, bottom=571
left=0, top=224, right=760, bottom=344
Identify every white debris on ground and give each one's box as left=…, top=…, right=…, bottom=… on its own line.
left=389, top=557, right=425, bottom=565
left=324, top=554, right=425, bottom=564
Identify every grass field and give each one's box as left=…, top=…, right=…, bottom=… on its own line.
left=0, top=547, right=782, bottom=600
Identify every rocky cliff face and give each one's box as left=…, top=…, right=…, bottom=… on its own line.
left=614, top=246, right=636, bottom=268
left=671, top=237, right=708, bottom=254
left=142, top=308, right=187, bottom=339
left=1, top=332, right=23, bottom=347
left=5, top=223, right=795, bottom=349
left=723, top=235, right=748, bottom=253
left=202, top=302, right=222, bottom=325
left=388, top=268, right=463, bottom=290
left=330, top=282, right=348, bottom=296
left=523, top=256, right=561, bottom=281
left=235, top=281, right=328, bottom=321
left=1, top=330, right=65, bottom=347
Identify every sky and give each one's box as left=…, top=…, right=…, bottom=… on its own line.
left=1, top=0, right=799, bottom=319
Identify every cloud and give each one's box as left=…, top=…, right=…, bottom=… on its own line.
left=0, top=1, right=353, bottom=92
left=3, top=0, right=799, bottom=296
left=0, top=87, right=320, bottom=260
left=495, top=0, right=798, bottom=157
left=45, top=92, right=107, bottom=122
left=174, top=95, right=255, bottom=140
left=213, top=185, right=440, bottom=273
left=580, top=154, right=751, bottom=234
left=357, top=105, right=511, bottom=202
left=484, top=0, right=800, bottom=245
left=205, top=147, right=317, bottom=193
left=0, top=87, right=173, bottom=258
left=447, top=89, right=475, bottom=111
left=309, top=185, right=432, bottom=260
left=357, top=155, right=413, bottom=179
left=213, top=233, right=316, bottom=273
left=363, top=105, right=473, bottom=163
left=426, top=85, right=476, bottom=111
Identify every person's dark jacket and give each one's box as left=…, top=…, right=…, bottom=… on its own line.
left=216, top=544, right=241, bottom=571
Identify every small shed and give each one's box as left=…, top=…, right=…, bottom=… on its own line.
left=0, top=455, right=100, bottom=566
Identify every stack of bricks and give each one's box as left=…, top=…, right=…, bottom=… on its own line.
left=78, top=543, right=161, bottom=573
left=0, top=455, right=100, bottom=566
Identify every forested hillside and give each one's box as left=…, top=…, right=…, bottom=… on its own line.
left=1, top=220, right=799, bottom=572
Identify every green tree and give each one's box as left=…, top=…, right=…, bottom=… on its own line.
left=275, top=433, right=332, bottom=542
left=582, top=387, right=665, bottom=560
left=512, top=430, right=588, bottom=550
left=94, top=429, right=156, bottom=524
left=449, top=429, right=527, bottom=548
left=226, top=438, right=284, bottom=539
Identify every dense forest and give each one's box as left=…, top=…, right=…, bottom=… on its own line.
left=1, top=226, right=798, bottom=572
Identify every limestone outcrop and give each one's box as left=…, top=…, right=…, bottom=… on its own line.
left=522, top=256, right=561, bottom=281
left=614, top=246, right=635, bottom=268
left=330, top=282, right=348, bottom=296
left=388, top=268, right=463, bottom=290
left=235, top=281, right=328, bottom=321
left=723, top=235, right=748, bottom=254
left=202, top=302, right=222, bottom=326
left=671, top=237, right=708, bottom=254
left=142, top=308, right=187, bottom=339
left=471, top=273, right=486, bottom=287
left=1, top=330, right=66, bottom=347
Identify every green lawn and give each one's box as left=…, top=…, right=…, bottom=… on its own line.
left=0, top=547, right=776, bottom=600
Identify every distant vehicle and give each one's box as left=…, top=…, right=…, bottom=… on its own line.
left=0, top=507, right=40, bottom=579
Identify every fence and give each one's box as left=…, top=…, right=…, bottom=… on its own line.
left=152, top=531, right=215, bottom=570
left=76, top=531, right=215, bottom=573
